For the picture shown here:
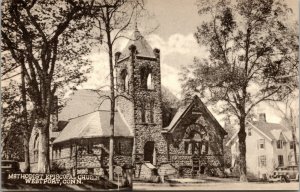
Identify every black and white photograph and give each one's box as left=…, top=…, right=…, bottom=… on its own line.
left=1, top=0, right=299, bottom=191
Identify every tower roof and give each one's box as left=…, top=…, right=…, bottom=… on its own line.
left=120, top=27, right=156, bottom=59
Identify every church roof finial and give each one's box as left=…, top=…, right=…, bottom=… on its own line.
left=120, top=22, right=156, bottom=59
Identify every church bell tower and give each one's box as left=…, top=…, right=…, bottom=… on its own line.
left=115, top=27, right=167, bottom=168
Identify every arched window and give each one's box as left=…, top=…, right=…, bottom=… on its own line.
left=140, top=67, right=154, bottom=90
left=121, top=69, right=129, bottom=92
left=147, top=73, right=154, bottom=90
left=183, top=125, right=209, bottom=155
left=125, top=74, right=129, bottom=91
left=33, top=134, right=39, bottom=162
left=140, top=67, right=147, bottom=89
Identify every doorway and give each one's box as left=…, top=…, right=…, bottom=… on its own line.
left=144, top=141, right=155, bottom=163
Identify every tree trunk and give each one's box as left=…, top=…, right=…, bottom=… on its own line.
left=21, top=66, right=30, bottom=173
left=107, top=23, right=115, bottom=181
left=37, top=117, right=50, bottom=173
left=292, top=126, right=298, bottom=165
left=238, top=116, right=247, bottom=182
left=23, top=134, right=30, bottom=173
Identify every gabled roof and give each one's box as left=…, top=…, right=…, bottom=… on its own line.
left=119, top=28, right=156, bottom=60
left=250, top=121, right=289, bottom=140
left=226, top=120, right=294, bottom=146
left=53, top=110, right=133, bottom=144
left=162, top=104, right=190, bottom=132
left=283, top=130, right=293, bottom=141
left=162, top=95, right=226, bottom=135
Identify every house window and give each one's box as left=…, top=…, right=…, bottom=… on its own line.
left=290, top=141, right=295, bottom=149
left=258, top=155, right=266, bottom=167
left=149, top=100, right=154, bottom=123
left=184, top=142, right=189, bottom=154
left=248, top=128, right=252, bottom=136
left=288, top=154, right=292, bottom=162
left=87, top=141, right=93, bottom=154
left=258, top=139, right=265, bottom=149
left=277, top=140, right=283, bottom=149
left=70, top=144, right=73, bottom=159
left=278, top=155, right=284, bottom=166
left=115, top=140, right=122, bottom=155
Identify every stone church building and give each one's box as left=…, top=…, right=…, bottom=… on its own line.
left=29, top=28, right=227, bottom=179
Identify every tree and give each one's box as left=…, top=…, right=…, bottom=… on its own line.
left=181, top=0, right=298, bottom=181
left=270, top=90, right=299, bottom=165
left=222, top=116, right=237, bottom=168
left=1, top=0, right=95, bottom=173
left=91, top=0, right=144, bottom=181
left=1, top=81, right=24, bottom=161
left=1, top=79, right=36, bottom=172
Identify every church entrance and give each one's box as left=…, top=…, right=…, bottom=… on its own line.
left=144, top=141, right=155, bottom=163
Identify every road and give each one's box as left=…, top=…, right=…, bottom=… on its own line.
left=133, top=182, right=299, bottom=191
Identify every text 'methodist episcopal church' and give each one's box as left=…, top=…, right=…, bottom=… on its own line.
left=29, top=28, right=227, bottom=180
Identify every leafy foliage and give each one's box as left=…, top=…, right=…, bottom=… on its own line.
left=1, top=81, right=24, bottom=160
left=1, top=0, right=97, bottom=172
left=181, top=0, right=298, bottom=180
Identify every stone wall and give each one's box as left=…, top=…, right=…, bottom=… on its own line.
left=115, top=58, right=135, bottom=129
left=132, top=55, right=168, bottom=164
left=115, top=48, right=168, bottom=166
left=30, top=137, right=133, bottom=176
left=139, top=164, right=154, bottom=180
left=166, top=110, right=225, bottom=177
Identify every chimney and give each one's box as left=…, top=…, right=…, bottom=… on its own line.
left=259, top=113, right=266, bottom=122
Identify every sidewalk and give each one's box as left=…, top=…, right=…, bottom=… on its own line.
left=162, top=176, right=239, bottom=184
left=133, top=181, right=299, bottom=191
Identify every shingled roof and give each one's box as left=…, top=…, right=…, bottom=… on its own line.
left=53, top=110, right=133, bottom=144
left=249, top=121, right=289, bottom=140
left=53, top=86, right=178, bottom=143
left=58, top=89, right=110, bottom=121
left=226, top=119, right=298, bottom=146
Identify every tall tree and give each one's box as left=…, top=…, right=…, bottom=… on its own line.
left=1, top=81, right=24, bottom=161
left=1, top=0, right=95, bottom=173
left=91, top=0, right=144, bottom=181
left=269, top=90, right=299, bottom=165
left=181, top=0, right=298, bottom=181
left=1, top=79, right=36, bottom=172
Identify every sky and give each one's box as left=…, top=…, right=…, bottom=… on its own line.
left=82, top=0, right=299, bottom=125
